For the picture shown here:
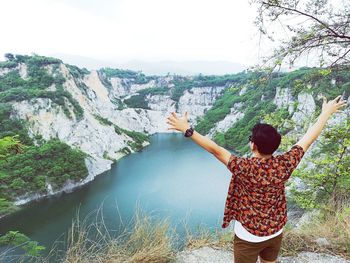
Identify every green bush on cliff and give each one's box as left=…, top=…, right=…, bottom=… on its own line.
left=0, top=55, right=84, bottom=120
left=0, top=198, right=18, bottom=215
left=66, top=64, right=90, bottom=78
left=0, top=230, right=45, bottom=257
left=195, top=68, right=350, bottom=155
left=0, top=139, right=88, bottom=200
left=289, top=119, right=350, bottom=210
left=123, top=86, right=169, bottom=109
left=114, top=124, right=150, bottom=152
left=0, top=103, right=32, bottom=145
left=124, top=94, right=151, bottom=109
left=99, top=67, right=154, bottom=85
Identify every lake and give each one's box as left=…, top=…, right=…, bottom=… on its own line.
left=0, top=133, right=233, bottom=260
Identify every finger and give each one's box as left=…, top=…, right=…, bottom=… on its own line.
left=167, top=127, right=176, bottom=130
left=332, top=95, right=342, bottom=102
left=171, top=112, right=178, bottom=119
left=336, top=101, right=347, bottom=108
left=337, top=99, right=347, bottom=105
left=185, top=111, right=188, bottom=118
left=337, top=102, right=347, bottom=108
left=166, top=120, right=175, bottom=125
left=167, top=116, right=176, bottom=122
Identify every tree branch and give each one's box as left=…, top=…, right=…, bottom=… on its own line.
left=330, top=48, right=350, bottom=67
left=261, top=2, right=350, bottom=40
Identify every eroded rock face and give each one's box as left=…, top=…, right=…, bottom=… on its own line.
left=146, top=94, right=176, bottom=112
left=291, top=92, right=316, bottom=128
left=7, top=63, right=228, bottom=203
left=5, top=60, right=349, bottom=206
left=178, top=86, right=226, bottom=122
left=274, top=87, right=294, bottom=114
left=207, top=102, right=244, bottom=138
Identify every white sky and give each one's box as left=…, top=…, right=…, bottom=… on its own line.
left=0, top=0, right=277, bottom=66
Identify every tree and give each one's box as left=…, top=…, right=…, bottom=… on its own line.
left=252, top=0, right=350, bottom=69
left=0, top=137, right=46, bottom=259
left=290, top=119, right=350, bottom=211
left=0, top=135, right=24, bottom=159
left=4, top=53, right=15, bottom=61
left=0, top=231, right=45, bottom=257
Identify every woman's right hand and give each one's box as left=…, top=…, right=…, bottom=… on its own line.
left=321, top=95, right=347, bottom=116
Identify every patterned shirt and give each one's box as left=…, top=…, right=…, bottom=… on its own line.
left=221, top=144, right=305, bottom=236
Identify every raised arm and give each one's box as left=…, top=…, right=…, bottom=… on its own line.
left=296, top=95, right=347, bottom=152
left=166, top=111, right=231, bottom=166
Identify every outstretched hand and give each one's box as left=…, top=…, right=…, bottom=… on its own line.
left=321, top=95, right=347, bottom=116
left=166, top=111, right=190, bottom=132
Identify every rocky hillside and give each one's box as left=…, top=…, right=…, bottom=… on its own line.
left=0, top=54, right=349, bottom=213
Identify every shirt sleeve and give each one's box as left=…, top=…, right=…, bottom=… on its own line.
left=280, top=144, right=305, bottom=178
left=226, top=154, right=245, bottom=174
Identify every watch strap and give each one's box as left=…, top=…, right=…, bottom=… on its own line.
left=184, top=127, right=194, bottom=137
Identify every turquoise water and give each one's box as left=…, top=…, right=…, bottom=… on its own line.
left=0, top=133, right=233, bottom=259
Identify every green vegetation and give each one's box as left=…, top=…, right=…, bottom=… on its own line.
left=0, top=103, right=33, bottom=145
left=93, top=114, right=114, bottom=126
left=263, top=107, right=294, bottom=134
left=123, top=86, right=168, bottom=109
left=0, top=54, right=349, bottom=262
left=170, top=72, right=251, bottom=103
left=98, top=67, right=154, bottom=87
left=65, top=64, right=90, bottom=79
left=253, top=0, right=350, bottom=69
left=14, top=54, right=62, bottom=66
left=0, top=231, right=45, bottom=257
left=3, top=205, right=350, bottom=262
left=93, top=114, right=150, bottom=152
left=290, top=119, right=350, bottom=210
left=0, top=54, right=84, bottom=120
left=0, top=60, right=17, bottom=69
left=195, top=68, right=350, bottom=154
left=194, top=86, right=242, bottom=135
left=0, top=198, right=18, bottom=216
left=0, top=138, right=88, bottom=201
left=0, top=103, right=88, bottom=216
left=115, top=125, right=150, bottom=152
left=194, top=72, right=277, bottom=153
left=123, top=94, right=150, bottom=109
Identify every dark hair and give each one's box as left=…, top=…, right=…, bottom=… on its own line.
left=251, top=123, right=281, bottom=154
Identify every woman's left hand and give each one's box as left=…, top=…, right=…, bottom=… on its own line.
left=166, top=111, right=190, bottom=132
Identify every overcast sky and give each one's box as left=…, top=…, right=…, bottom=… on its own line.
left=0, top=0, right=279, bottom=67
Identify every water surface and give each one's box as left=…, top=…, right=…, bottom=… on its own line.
left=0, top=133, right=233, bottom=258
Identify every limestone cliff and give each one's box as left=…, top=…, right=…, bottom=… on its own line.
left=1, top=56, right=349, bottom=206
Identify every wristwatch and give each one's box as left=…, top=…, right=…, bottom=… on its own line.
left=184, top=127, right=194, bottom=137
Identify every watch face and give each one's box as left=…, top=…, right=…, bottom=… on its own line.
left=184, top=127, right=194, bottom=137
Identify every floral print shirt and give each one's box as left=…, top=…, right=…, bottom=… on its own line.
left=222, top=145, right=305, bottom=236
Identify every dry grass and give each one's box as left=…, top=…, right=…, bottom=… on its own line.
left=44, top=204, right=234, bottom=263
left=54, top=208, right=233, bottom=263
left=105, top=209, right=177, bottom=263
left=181, top=219, right=233, bottom=251
left=280, top=206, right=350, bottom=260
left=6, top=203, right=350, bottom=262
left=53, top=205, right=178, bottom=263
left=178, top=205, right=350, bottom=260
